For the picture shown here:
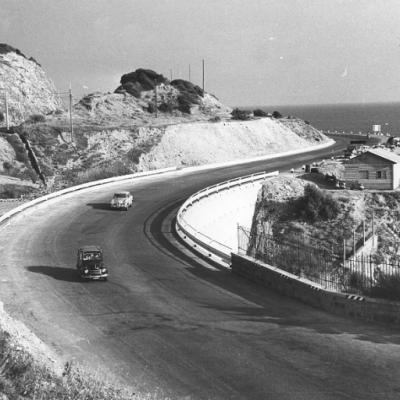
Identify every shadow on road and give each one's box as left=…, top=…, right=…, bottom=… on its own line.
left=26, top=266, right=82, bottom=282
left=144, top=199, right=400, bottom=345
left=86, top=203, right=113, bottom=210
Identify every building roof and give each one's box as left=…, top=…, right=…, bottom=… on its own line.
left=363, top=149, right=400, bottom=164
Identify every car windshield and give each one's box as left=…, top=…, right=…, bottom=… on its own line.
left=82, top=252, right=102, bottom=261
left=114, top=193, right=128, bottom=198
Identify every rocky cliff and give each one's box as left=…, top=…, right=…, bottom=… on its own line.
left=71, top=68, right=231, bottom=125
left=0, top=44, right=63, bottom=125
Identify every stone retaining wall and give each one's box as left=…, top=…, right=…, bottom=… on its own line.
left=231, top=253, right=400, bottom=325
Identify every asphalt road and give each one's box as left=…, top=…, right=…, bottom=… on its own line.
left=2, top=141, right=400, bottom=399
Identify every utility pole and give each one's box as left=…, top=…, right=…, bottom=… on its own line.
left=69, top=86, right=74, bottom=142
left=154, top=84, right=158, bottom=118
left=202, top=59, right=205, bottom=92
left=170, top=69, right=172, bottom=81
left=5, top=91, right=9, bottom=130
left=188, top=64, right=191, bottom=82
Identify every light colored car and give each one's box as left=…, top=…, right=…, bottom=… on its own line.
left=110, top=191, right=133, bottom=210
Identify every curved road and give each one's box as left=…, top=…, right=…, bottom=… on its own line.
left=2, top=142, right=400, bottom=399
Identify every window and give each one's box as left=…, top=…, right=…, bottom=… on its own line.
left=376, top=170, right=387, bottom=179
left=359, top=170, right=368, bottom=179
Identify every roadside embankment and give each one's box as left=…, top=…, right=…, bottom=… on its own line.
left=138, top=118, right=328, bottom=170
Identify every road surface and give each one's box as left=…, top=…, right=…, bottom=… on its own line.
left=1, top=142, right=400, bottom=399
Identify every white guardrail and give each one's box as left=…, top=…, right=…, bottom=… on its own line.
left=175, top=170, right=279, bottom=265
left=0, top=167, right=177, bottom=226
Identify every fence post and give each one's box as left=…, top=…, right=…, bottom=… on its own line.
left=343, top=238, right=346, bottom=268
left=372, top=213, right=375, bottom=247
left=369, top=254, right=373, bottom=288
left=353, top=229, right=356, bottom=257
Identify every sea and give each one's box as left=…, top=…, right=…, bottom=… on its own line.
left=245, top=102, right=400, bottom=136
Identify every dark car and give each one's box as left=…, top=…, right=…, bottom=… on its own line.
left=76, top=245, right=108, bottom=281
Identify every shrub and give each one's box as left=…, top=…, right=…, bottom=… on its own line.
left=0, top=111, right=4, bottom=123
left=231, top=108, right=251, bottom=120
left=209, top=115, right=221, bottom=122
left=177, top=95, right=192, bottom=114
left=147, top=102, right=157, bottom=114
left=171, top=79, right=204, bottom=99
left=272, top=110, right=282, bottom=118
left=253, top=109, right=268, bottom=117
left=295, top=184, right=340, bottom=223
left=121, top=82, right=141, bottom=98
left=3, top=161, right=12, bottom=170
left=158, top=102, right=174, bottom=113
left=27, top=114, right=46, bottom=124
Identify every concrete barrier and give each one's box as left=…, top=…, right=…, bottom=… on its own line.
left=176, top=171, right=279, bottom=265
left=231, top=253, right=400, bottom=325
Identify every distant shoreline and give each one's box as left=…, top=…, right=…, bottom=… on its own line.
left=238, top=102, right=400, bottom=135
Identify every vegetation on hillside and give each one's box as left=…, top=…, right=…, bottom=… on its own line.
left=294, top=184, right=340, bottom=223
left=0, top=328, right=136, bottom=400
left=231, top=108, right=251, bottom=120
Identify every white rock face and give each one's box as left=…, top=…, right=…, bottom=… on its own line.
left=137, top=118, right=328, bottom=170
left=0, top=47, right=63, bottom=125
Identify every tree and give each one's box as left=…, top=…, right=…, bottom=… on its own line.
left=272, top=110, right=283, bottom=119
left=231, top=108, right=251, bottom=120
left=295, top=184, right=340, bottom=223
left=253, top=109, right=268, bottom=117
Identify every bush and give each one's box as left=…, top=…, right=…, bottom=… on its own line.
left=253, top=109, right=268, bottom=117
left=147, top=102, right=157, bottom=114
left=158, top=102, right=175, bottom=113
left=177, top=95, right=192, bottom=114
left=0, top=111, right=4, bottom=123
left=295, top=184, right=340, bottom=223
left=3, top=161, right=12, bottom=170
left=272, top=110, right=282, bottom=118
left=27, top=114, right=46, bottom=124
left=231, top=108, right=251, bottom=120
left=209, top=115, right=221, bottom=122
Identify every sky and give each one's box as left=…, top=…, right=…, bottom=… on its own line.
left=1, top=0, right=400, bottom=107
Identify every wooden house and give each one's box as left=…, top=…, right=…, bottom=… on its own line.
left=344, top=149, right=400, bottom=190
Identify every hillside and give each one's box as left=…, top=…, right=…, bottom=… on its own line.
left=248, top=174, right=400, bottom=262
left=0, top=43, right=62, bottom=125
left=0, top=45, right=331, bottom=197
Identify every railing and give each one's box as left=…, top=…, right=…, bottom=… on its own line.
left=238, top=225, right=400, bottom=299
left=175, top=171, right=279, bottom=264
left=0, top=167, right=177, bottom=227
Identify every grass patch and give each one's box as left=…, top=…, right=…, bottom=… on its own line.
left=0, top=329, right=136, bottom=400
left=74, top=161, right=132, bottom=185
left=0, top=184, right=38, bottom=199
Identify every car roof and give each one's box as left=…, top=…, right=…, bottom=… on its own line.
left=79, top=245, right=102, bottom=252
left=114, top=191, right=130, bottom=195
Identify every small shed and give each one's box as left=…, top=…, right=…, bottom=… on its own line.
left=344, top=149, right=400, bottom=190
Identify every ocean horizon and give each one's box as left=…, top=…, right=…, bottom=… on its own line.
left=241, top=102, right=400, bottom=136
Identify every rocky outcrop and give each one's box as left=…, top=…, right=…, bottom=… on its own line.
left=0, top=43, right=63, bottom=125
left=74, top=68, right=231, bottom=122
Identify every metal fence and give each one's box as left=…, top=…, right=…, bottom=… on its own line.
left=237, top=225, right=400, bottom=296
